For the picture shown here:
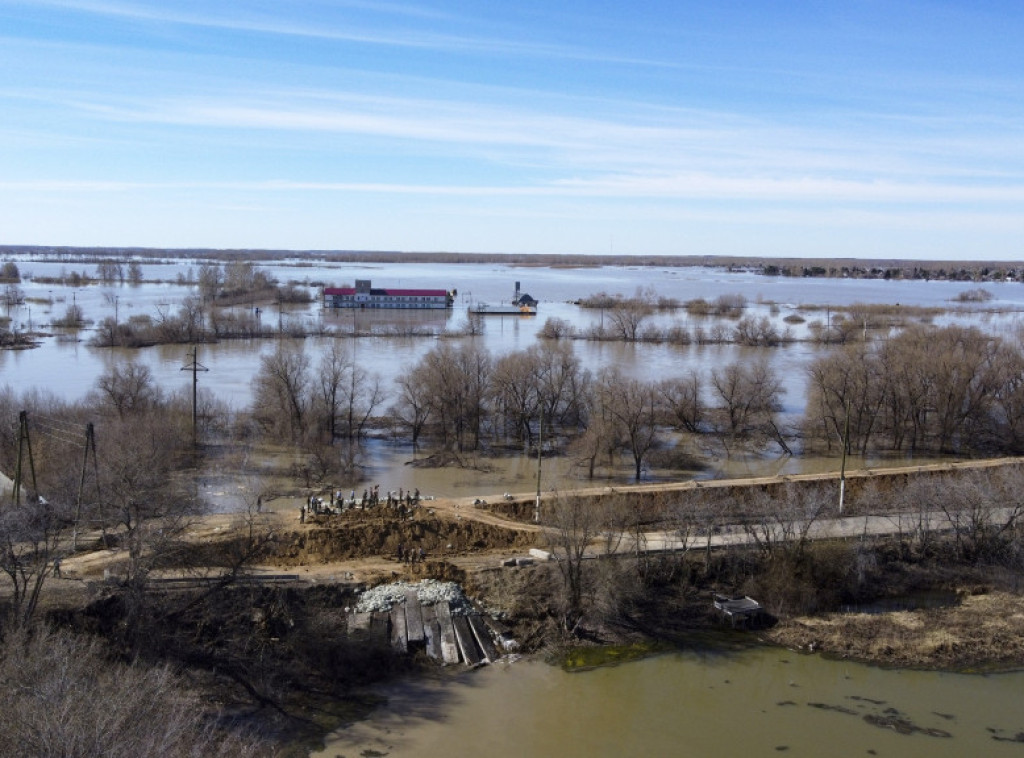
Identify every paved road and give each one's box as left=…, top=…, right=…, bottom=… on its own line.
left=614, top=506, right=1023, bottom=557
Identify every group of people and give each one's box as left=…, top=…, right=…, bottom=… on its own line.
left=300, top=484, right=422, bottom=522
left=395, top=543, right=426, bottom=564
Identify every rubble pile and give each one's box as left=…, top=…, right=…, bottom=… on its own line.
left=355, top=579, right=470, bottom=614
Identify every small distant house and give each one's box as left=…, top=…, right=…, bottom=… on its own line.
left=468, top=280, right=539, bottom=315
left=323, top=279, right=454, bottom=310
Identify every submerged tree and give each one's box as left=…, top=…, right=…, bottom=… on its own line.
left=251, top=344, right=312, bottom=443
left=708, top=359, right=785, bottom=455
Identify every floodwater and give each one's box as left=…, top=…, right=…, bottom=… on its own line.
left=8, top=257, right=1024, bottom=409
left=316, top=645, right=1024, bottom=758
left=4, top=255, right=1024, bottom=505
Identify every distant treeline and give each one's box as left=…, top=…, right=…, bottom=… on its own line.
left=3, top=246, right=1022, bottom=282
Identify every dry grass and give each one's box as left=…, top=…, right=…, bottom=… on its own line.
left=764, top=591, right=1024, bottom=670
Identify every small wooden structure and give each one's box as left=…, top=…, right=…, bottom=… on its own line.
left=713, top=594, right=763, bottom=628
left=403, top=590, right=425, bottom=644
left=357, top=596, right=511, bottom=668
left=433, top=601, right=461, bottom=665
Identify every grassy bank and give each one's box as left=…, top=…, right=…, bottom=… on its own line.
left=762, top=590, right=1024, bottom=671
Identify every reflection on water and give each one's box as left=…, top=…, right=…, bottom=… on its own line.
left=316, top=646, right=1024, bottom=758
left=4, top=259, right=1023, bottom=501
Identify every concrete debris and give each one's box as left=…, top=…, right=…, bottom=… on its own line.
left=355, top=579, right=470, bottom=614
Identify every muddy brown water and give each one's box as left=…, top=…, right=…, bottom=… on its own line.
left=315, top=645, right=1024, bottom=758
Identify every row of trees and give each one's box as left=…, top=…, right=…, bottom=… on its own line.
left=250, top=322, right=1024, bottom=480
left=804, top=324, right=1024, bottom=456
left=89, top=297, right=274, bottom=347
left=540, top=313, right=793, bottom=347
left=96, top=258, right=144, bottom=285
left=251, top=340, right=787, bottom=480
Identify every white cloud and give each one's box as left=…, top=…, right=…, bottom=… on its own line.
left=8, top=0, right=665, bottom=65
left=3, top=172, right=1023, bottom=210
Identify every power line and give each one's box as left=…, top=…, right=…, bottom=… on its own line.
left=29, top=416, right=86, bottom=445
left=30, top=411, right=84, bottom=435
left=30, top=426, right=83, bottom=448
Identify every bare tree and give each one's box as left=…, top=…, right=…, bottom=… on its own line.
left=0, top=498, right=68, bottom=628
left=94, top=414, right=200, bottom=639
left=595, top=368, right=659, bottom=481
left=0, top=627, right=268, bottom=757
left=96, top=259, right=122, bottom=284
left=391, top=372, right=430, bottom=450
left=538, top=316, right=575, bottom=339
left=414, top=342, right=492, bottom=452
left=804, top=342, right=889, bottom=454
left=91, top=363, right=161, bottom=419
left=534, top=341, right=590, bottom=430
left=657, top=371, right=704, bottom=434
left=806, top=325, right=1020, bottom=457
left=935, top=468, right=1024, bottom=564
left=606, top=288, right=655, bottom=341
left=733, top=315, right=785, bottom=346
left=177, top=295, right=206, bottom=342
left=570, top=387, right=619, bottom=480
left=252, top=344, right=312, bottom=442
left=314, top=341, right=382, bottom=442
left=0, top=260, right=19, bottom=281
left=708, top=359, right=785, bottom=454
left=223, top=260, right=270, bottom=295
left=490, top=349, right=540, bottom=449
left=742, top=482, right=834, bottom=563
left=197, top=262, right=223, bottom=301
left=543, top=492, right=601, bottom=632
left=2, top=283, right=24, bottom=309
left=127, top=259, right=144, bottom=285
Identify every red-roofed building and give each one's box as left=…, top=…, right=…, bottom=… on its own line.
left=323, top=279, right=454, bottom=309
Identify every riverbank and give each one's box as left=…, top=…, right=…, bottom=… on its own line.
left=762, top=590, right=1024, bottom=671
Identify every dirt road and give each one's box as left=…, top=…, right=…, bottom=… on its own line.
left=49, top=456, right=1023, bottom=590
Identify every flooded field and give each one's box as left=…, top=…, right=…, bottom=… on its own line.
left=4, top=255, right=1024, bottom=503
left=8, top=257, right=1024, bottom=407
left=316, top=644, right=1024, bottom=758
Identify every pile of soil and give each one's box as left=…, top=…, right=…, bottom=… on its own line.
left=268, top=511, right=536, bottom=565
left=483, top=499, right=536, bottom=523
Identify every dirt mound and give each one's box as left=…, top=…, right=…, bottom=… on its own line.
left=484, top=499, right=536, bottom=523
left=269, top=512, right=536, bottom=565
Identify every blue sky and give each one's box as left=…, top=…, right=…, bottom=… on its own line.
left=1, top=1, right=1022, bottom=260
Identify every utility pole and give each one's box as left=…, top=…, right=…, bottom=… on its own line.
left=11, top=411, right=38, bottom=506
left=535, top=408, right=543, bottom=523
left=73, top=422, right=100, bottom=551
left=839, top=398, right=851, bottom=514
left=180, top=345, right=209, bottom=448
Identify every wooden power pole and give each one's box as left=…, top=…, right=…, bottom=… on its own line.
left=181, top=345, right=209, bottom=448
